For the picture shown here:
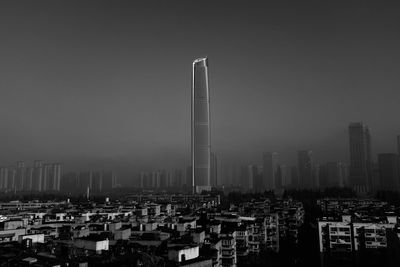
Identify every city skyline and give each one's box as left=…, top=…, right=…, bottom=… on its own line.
left=1, top=1, right=400, bottom=183
left=1, top=2, right=400, bottom=266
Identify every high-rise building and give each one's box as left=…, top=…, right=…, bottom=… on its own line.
left=51, top=163, right=61, bottom=191
left=151, top=171, right=161, bottom=188
left=313, top=163, right=320, bottom=189
left=140, top=172, right=148, bottom=188
left=7, top=167, right=16, bottom=191
left=252, top=165, right=264, bottom=192
left=0, top=167, right=8, bottom=190
left=340, top=162, right=349, bottom=187
left=348, top=122, right=372, bottom=193
left=279, top=165, right=291, bottom=188
left=15, top=161, right=25, bottom=191
left=291, top=166, right=299, bottom=188
left=192, top=57, right=211, bottom=193
left=42, top=163, right=61, bottom=191
left=298, top=150, right=314, bottom=189
left=42, top=164, right=50, bottom=191
left=263, top=152, right=278, bottom=190
left=32, top=160, right=43, bottom=191
left=325, top=162, right=344, bottom=188
left=159, top=170, right=167, bottom=188
left=240, top=165, right=257, bottom=191
left=378, top=153, right=400, bottom=191
left=92, top=171, right=103, bottom=193
left=23, top=167, right=33, bottom=191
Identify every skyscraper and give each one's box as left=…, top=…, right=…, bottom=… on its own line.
left=15, top=161, right=25, bottom=191
left=92, top=171, right=103, bottom=193
left=192, top=57, right=211, bottom=193
left=348, top=122, right=372, bottom=193
left=263, top=152, right=278, bottom=190
left=325, top=162, right=345, bottom=188
left=7, top=167, right=16, bottom=191
left=32, top=160, right=43, bottom=191
left=24, top=167, right=33, bottom=191
left=378, top=153, right=400, bottom=191
left=298, top=150, right=314, bottom=189
left=278, top=165, right=291, bottom=188
left=291, top=166, right=299, bottom=188
left=0, top=167, right=8, bottom=190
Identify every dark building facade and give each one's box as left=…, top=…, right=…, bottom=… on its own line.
left=263, top=152, right=278, bottom=190
left=348, top=122, right=372, bottom=193
left=378, top=153, right=400, bottom=191
left=298, top=150, right=314, bottom=189
left=192, top=57, right=211, bottom=193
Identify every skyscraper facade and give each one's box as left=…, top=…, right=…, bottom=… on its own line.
left=263, top=152, right=278, bottom=190
left=32, top=160, right=43, bottom=191
left=378, top=153, right=400, bottom=191
left=325, top=162, right=345, bottom=188
left=16, top=161, right=25, bottom=191
left=278, top=165, right=291, bottom=188
left=348, top=122, right=372, bottom=193
left=298, top=150, right=314, bottom=189
left=192, top=57, right=211, bottom=193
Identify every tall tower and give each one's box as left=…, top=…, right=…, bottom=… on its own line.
left=263, top=152, right=278, bottom=190
left=298, top=150, right=314, bottom=189
left=378, top=153, right=399, bottom=191
left=16, top=161, right=25, bottom=191
left=192, top=57, right=211, bottom=193
left=348, top=122, right=372, bottom=193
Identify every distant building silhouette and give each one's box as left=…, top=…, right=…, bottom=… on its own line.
left=24, top=167, right=33, bottom=191
left=313, top=163, right=320, bottom=189
left=348, top=122, right=372, bottom=193
left=0, top=160, right=61, bottom=192
left=378, top=153, right=400, bottom=191
left=298, top=150, right=314, bottom=189
left=32, top=160, right=43, bottom=191
left=263, top=152, right=278, bottom=190
left=15, top=161, right=25, bottom=191
left=278, top=164, right=290, bottom=188
left=240, top=164, right=257, bottom=191
left=192, top=57, right=211, bottom=193
left=291, top=166, right=299, bottom=188
left=323, top=162, right=345, bottom=188
left=0, top=167, right=8, bottom=190
left=61, top=170, right=115, bottom=194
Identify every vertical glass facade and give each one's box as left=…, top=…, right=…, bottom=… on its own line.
left=192, top=58, right=211, bottom=192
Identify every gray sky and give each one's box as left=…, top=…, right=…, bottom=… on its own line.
left=1, top=1, right=400, bottom=183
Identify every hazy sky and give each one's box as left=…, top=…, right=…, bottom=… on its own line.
left=1, top=1, right=400, bottom=181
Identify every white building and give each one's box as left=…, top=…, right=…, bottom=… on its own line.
left=168, top=245, right=199, bottom=262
